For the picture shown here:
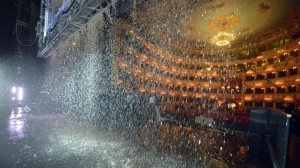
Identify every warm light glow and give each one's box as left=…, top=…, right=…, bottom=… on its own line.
left=264, top=97, right=272, bottom=101
left=120, top=63, right=127, bottom=68
left=230, top=103, right=236, bottom=108
left=116, top=80, right=123, bottom=83
left=197, top=72, right=202, bottom=76
left=245, top=96, right=252, bottom=101
left=211, top=32, right=235, bottom=46
left=277, top=49, right=284, bottom=53
left=151, top=61, right=157, bottom=66
left=140, top=54, right=147, bottom=61
left=275, top=81, right=283, bottom=85
left=284, top=97, right=293, bottom=101
left=134, top=69, right=141, bottom=74
left=139, top=89, right=146, bottom=92
left=246, top=70, right=254, bottom=75
left=169, top=92, right=175, bottom=96
left=255, top=83, right=262, bottom=87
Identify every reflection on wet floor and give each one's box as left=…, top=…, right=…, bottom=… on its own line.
left=136, top=122, right=270, bottom=168
left=0, top=107, right=292, bottom=168
left=8, top=108, right=28, bottom=141
left=0, top=108, right=196, bottom=168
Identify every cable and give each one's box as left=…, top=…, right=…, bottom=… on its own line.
left=15, top=23, right=37, bottom=47
left=15, top=0, right=38, bottom=47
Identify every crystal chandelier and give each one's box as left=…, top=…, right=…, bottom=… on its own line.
left=211, top=32, right=235, bottom=46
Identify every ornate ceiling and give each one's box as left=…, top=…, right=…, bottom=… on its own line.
left=131, top=0, right=300, bottom=57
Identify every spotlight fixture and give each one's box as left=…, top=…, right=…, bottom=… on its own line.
left=211, top=32, right=235, bottom=46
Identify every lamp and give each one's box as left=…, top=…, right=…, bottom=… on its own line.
left=211, top=32, right=235, bottom=46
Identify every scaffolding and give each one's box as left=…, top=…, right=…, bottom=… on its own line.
left=37, top=0, right=119, bottom=58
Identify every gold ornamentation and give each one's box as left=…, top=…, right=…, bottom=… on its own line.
left=209, top=12, right=241, bottom=32
left=258, top=3, right=271, bottom=13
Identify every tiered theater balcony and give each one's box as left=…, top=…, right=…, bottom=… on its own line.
left=115, top=17, right=300, bottom=112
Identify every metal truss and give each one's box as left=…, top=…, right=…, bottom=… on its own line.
left=37, top=0, right=47, bottom=46
left=37, top=0, right=119, bottom=58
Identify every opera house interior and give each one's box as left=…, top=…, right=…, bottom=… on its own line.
left=111, top=1, right=300, bottom=166
left=34, top=0, right=300, bottom=167
left=113, top=0, right=300, bottom=116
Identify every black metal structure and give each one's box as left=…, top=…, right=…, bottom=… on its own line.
left=37, top=0, right=126, bottom=58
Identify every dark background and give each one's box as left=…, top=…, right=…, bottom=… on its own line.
left=0, top=0, right=44, bottom=104
left=0, top=0, right=18, bottom=56
left=0, top=0, right=41, bottom=57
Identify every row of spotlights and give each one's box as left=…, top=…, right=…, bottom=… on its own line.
left=11, top=86, right=24, bottom=101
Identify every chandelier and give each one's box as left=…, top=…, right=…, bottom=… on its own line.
left=211, top=32, right=235, bottom=46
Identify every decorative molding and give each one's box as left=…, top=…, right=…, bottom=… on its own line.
left=208, top=12, right=241, bottom=32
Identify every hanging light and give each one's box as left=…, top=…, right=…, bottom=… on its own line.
left=211, top=32, right=235, bottom=46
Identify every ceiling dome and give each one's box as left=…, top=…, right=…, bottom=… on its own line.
left=130, top=0, right=300, bottom=59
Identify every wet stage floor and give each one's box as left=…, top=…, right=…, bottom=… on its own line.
left=0, top=106, right=196, bottom=168
left=0, top=106, right=299, bottom=168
